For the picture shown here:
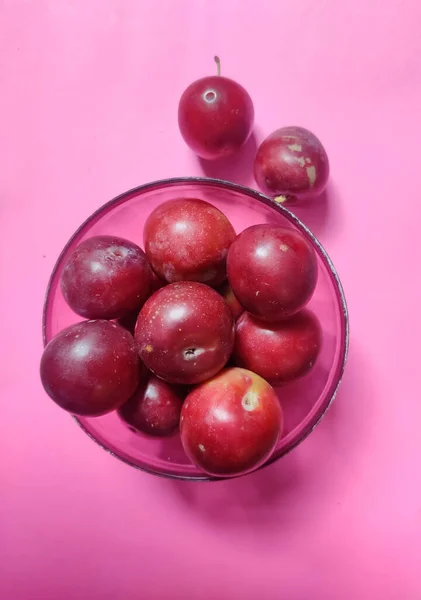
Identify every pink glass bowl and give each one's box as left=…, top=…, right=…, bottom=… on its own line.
left=43, top=177, right=349, bottom=480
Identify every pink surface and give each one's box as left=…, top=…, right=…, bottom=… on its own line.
left=1, top=1, right=421, bottom=598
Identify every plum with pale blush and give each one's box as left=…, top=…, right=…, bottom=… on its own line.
left=40, top=320, right=140, bottom=416
left=234, top=310, right=322, bottom=384
left=119, top=375, right=184, bottom=437
left=61, top=235, right=153, bottom=319
left=180, top=367, right=282, bottom=477
left=254, top=126, right=329, bottom=202
left=217, top=281, right=244, bottom=320
left=178, top=57, right=254, bottom=160
left=135, top=282, right=234, bottom=385
left=227, top=224, right=317, bottom=321
left=144, top=198, right=236, bottom=287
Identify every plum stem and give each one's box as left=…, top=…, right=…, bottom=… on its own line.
left=273, top=195, right=288, bottom=204
left=274, top=194, right=298, bottom=206
left=214, top=56, right=221, bottom=76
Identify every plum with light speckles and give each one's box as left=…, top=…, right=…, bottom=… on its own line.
left=180, top=367, right=282, bottom=477
left=144, top=198, right=236, bottom=287
left=40, top=320, right=140, bottom=416
left=135, top=282, right=234, bottom=385
left=61, top=235, right=153, bottom=319
left=233, top=310, right=322, bottom=384
left=254, top=126, right=329, bottom=202
left=118, top=374, right=184, bottom=437
left=227, top=224, right=317, bottom=321
left=178, top=57, right=254, bottom=160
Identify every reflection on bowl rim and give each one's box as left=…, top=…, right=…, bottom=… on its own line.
left=42, top=177, right=349, bottom=482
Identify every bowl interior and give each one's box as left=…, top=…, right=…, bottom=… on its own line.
left=44, top=178, right=348, bottom=480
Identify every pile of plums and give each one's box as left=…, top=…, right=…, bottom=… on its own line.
left=41, top=58, right=331, bottom=478
left=41, top=197, right=321, bottom=478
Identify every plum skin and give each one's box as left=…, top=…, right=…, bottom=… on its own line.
left=227, top=224, right=318, bottom=321
left=180, top=367, right=283, bottom=477
left=117, top=275, right=166, bottom=334
left=135, top=282, right=234, bottom=385
left=254, top=126, right=329, bottom=201
left=178, top=75, right=254, bottom=160
left=61, top=235, right=153, bottom=320
left=118, top=375, right=184, bottom=437
left=40, top=320, right=140, bottom=416
left=233, top=310, right=322, bottom=384
left=143, top=198, right=236, bottom=287
left=217, top=281, right=244, bottom=321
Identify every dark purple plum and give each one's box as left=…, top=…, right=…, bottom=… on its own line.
left=40, top=320, right=140, bottom=416
left=61, top=235, right=153, bottom=319
left=119, top=375, right=184, bottom=437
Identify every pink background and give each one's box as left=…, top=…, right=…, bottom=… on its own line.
left=1, top=1, right=421, bottom=598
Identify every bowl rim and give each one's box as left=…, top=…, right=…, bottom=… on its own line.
left=42, top=176, right=349, bottom=482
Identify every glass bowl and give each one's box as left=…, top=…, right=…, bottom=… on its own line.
left=43, top=177, right=349, bottom=480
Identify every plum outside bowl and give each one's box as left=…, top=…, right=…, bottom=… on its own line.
left=43, top=177, right=349, bottom=480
